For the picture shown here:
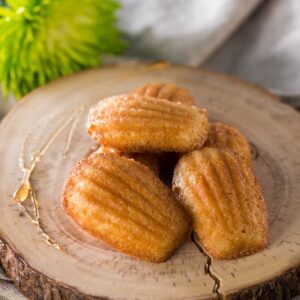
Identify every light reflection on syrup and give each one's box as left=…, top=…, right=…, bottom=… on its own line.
left=14, top=105, right=85, bottom=250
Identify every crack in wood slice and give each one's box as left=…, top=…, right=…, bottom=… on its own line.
left=0, top=267, right=12, bottom=282
left=191, top=232, right=223, bottom=299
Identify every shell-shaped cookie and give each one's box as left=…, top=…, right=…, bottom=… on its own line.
left=205, top=122, right=252, bottom=167
left=172, top=148, right=268, bottom=260
left=130, top=82, right=195, bottom=172
left=87, top=95, right=208, bottom=152
left=63, top=153, right=191, bottom=262
left=132, top=82, right=194, bottom=105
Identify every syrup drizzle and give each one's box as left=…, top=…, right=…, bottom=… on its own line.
left=14, top=105, right=85, bottom=250
left=62, top=105, right=84, bottom=159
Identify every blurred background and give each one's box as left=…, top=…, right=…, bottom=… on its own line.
left=120, top=0, right=300, bottom=95
left=119, top=0, right=300, bottom=111
left=1, top=0, right=300, bottom=115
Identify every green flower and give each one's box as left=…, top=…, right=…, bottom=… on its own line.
left=0, top=0, right=126, bottom=98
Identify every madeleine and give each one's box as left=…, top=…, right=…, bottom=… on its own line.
left=173, top=148, right=268, bottom=260
left=63, top=153, right=191, bottom=262
left=87, top=95, right=208, bottom=152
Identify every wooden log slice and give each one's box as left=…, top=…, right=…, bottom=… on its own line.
left=0, top=62, right=299, bottom=299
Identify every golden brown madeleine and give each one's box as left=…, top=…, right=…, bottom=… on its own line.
left=172, top=148, right=268, bottom=260
left=132, top=82, right=194, bottom=105
left=87, top=95, right=208, bottom=152
left=130, top=82, right=195, bottom=175
left=63, top=153, right=191, bottom=262
left=205, top=122, right=252, bottom=167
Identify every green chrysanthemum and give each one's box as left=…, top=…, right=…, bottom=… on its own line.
left=0, top=0, right=126, bottom=98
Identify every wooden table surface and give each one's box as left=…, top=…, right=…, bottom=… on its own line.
left=0, top=62, right=299, bottom=300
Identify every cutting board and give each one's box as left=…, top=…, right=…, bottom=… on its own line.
left=0, top=62, right=299, bottom=300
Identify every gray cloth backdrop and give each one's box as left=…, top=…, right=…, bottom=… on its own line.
left=1, top=0, right=299, bottom=298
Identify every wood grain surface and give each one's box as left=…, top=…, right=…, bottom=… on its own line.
left=0, top=62, right=299, bottom=299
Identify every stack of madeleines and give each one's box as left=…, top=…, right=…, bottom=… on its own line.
left=62, top=83, right=269, bottom=263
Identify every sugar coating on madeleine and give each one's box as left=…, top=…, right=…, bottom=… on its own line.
left=172, top=148, right=268, bottom=260
left=131, top=82, right=194, bottom=105
left=87, top=95, right=208, bottom=152
left=205, top=122, right=252, bottom=167
left=62, top=153, right=191, bottom=262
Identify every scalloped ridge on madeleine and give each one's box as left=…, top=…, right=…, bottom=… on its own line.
left=128, top=82, right=195, bottom=171
left=131, top=82, right=194, bottom=105
left=87, top=95, right=208, bottom=152
left=173, top=148, right=268, bottom=260
left=63, top=153, right=191, bottom=262
left=205, top=122, right=252, bottom=167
